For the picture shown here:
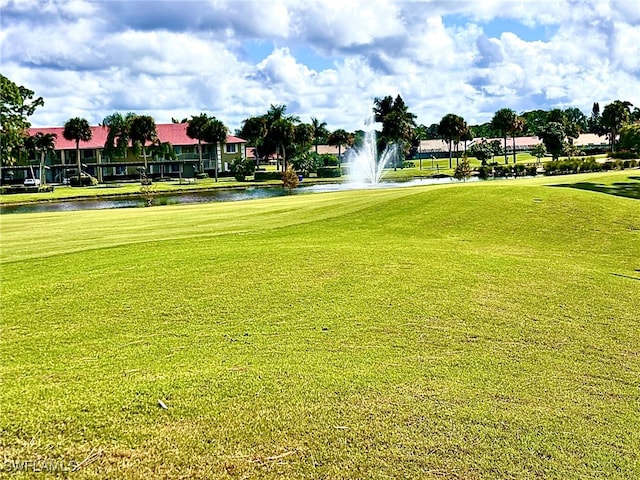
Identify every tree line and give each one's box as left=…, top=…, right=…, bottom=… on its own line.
left=2, top=73, right=639, bottom=180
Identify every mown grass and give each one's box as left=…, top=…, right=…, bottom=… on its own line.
left=1, top=172, right=638, bottom=479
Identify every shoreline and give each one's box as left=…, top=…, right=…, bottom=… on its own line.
left=0, top=177, right=349, bottom=207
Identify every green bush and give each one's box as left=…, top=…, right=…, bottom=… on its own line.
left=403, top=161, right=415, bottom=168
left=607, top=150, right=638, bottom=160
left=493, top=165, right=511, bottom=177
left=254, top=171, right=283, bottom=181
left=321, top=154, right=339, bottom=167
left=580, top=157, right=601, bottom=173
left=623, top=159, right=638, bottom=169
left=69, top=175, right=98, bottom=186
left=230, top=156, right=256, bottom=181
left=526, top=165, right=537, bottom=176
left=477, top=166, right=490, bottom=179
left=316, top=167, right=342, bottom=178
left=513, top=164, right=526, bottom=177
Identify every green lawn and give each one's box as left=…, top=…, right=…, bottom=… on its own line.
left=1, top=172, right=638, bottom=478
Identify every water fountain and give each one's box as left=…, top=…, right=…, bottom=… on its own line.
left=345, top=113, right=399, bottom=186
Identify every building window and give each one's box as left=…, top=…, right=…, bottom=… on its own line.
left=116, top=166, right=126, bottom=176
left=225, top=144, right=237, bottom=154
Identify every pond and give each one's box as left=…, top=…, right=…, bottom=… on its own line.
left=0, top=177, right=462, bottom=215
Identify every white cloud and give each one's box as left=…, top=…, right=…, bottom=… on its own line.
left=1, top=0, right=638, bottom=131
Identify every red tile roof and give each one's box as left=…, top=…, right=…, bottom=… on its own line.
left=27, top=124, right=245, bottom=150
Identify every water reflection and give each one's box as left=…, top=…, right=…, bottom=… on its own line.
left=0, top=177, right=461, bottom=215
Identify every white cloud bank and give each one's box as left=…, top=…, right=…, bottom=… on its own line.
left=1, top=0, right=638, bottom=131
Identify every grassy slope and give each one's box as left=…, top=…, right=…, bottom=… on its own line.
left=1, top=173, right=639, bottom=479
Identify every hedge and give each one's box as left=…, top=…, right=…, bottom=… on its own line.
left=316, top=167, right=342, bottom=178
left=254, top=171, right=283, bottom=181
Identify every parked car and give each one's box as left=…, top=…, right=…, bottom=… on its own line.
left=24, top=177, right=41, bottom=186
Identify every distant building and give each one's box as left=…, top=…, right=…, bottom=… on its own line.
left=415, top=134, right=610, bottom=158
left=2, top=123, right=246, bottom=183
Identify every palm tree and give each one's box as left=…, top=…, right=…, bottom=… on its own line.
left=328, top=129, right=352, bottom=164
left=63, top=117, right=92, bottom=186
left=30, top=132, right=57, bottom=186
left=270, top=118, right=296, bottom=171
left=510, top=116, right=525, bottom=164
left=295, top=123, right=315, bottom=157
left=310, top=117, right=328, bottom=153
left=129, top=115, right=157, bottom=177
left=491, top=108, right=516, bottom=164
left=461, top=125, right=473, bottom=156
left=203, top=117, right=228, bottom=181
left=237, top=116, right=268, bottom=166
left=103, top=112, right=136, bottom=160
left=601, top=100, right=633, bottom=152
left=438, top=113, right=466, bottom=169
left=186, top=113, right=211, bottom=174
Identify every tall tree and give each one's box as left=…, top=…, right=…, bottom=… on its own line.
left=63, top=117, right=92, bottom=185
left=103, top=111, right=136, bottom=160
left=619, top=124, right=640, bottom=152
left=26, top=132, right=57, bottom=186
left=520, top=110, right=548, bottom=136
left=328, top=129, right=353, bottom=162
left=491, top=108, right=517, bottom=164
left=262, top=104, right=300, bottom=168
left=438, top=113, right=466, bottom=169
left=237, top=116, right=268, bottom=166
left=310, top=117, right=328, bottom=153
left=564, top=107, right=588, bottom=134
left=129, top=115, right=157, bottom=177
left=202, top=117, right=228, bottom=181
left=373, top=95, right=417, bottom=167
left=538, top=122, right=566, bottom=160
left=510, top=116, right=525, bottom=164
left=461, top=125, right=474, bottom=155
left=270, top=118, right=297, bottom=171
left=186, top=113, right=211, bottom=174
left=295, top=123, right=315, bottom=157
left=601, top=100, right=633, bottom=152
left=1, top=74, right=44, bottom=164
left=588, top=102, right=605, bottom=135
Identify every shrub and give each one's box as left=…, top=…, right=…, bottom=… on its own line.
left=282, top=165, right=299, bottom=192
left=453, top=156, right=472, bottom=181
left=403, top=161, right=415, bottom=168
left=69, top=175, right=98, bottom=186
left=254, top=171, right=283, bottom=181
left=513, top=164, right=526, bottom=177
left=623, top=159, right=638, bottom=169
left=580, top=157, right=601, bottom=173
left=601, top=161, right=617, bottom=171
left=316, top=167, right=342, bottom=178
left=607, top=150, right=638, bottom=160
left=493, top=165, right=511, bottom=177
left=291, top=152, right=323, bottom=175
left=321, top=154, right=339, bottom=167
left=477, top=166, right=490, bottom=179
left=525, top=165, right=537, bottom=176
left=230, top=156, right=256, bottom=181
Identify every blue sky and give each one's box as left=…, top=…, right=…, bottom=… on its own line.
left=1, top=0, right=638, bottom=132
